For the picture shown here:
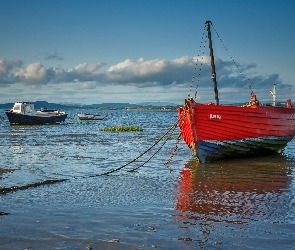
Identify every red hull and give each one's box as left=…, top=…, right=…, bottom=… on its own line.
left=178, top=98, right=295, bottom=162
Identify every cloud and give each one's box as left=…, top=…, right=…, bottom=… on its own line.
left=0, top=56, right=291, bottom=98
left=74, top=82, right=97, bottom=90
left=43, top=53, right=64, bottom=61
left=0, top=59, right=23, bottom=84
left=35, top=52, right=64, bottom=61
left=104, top=56, right=206, bottom=87
left=15, top=62, right=48, bottom=84
left=7, top=62, right=106, bottom=86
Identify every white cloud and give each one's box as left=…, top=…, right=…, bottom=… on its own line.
left=104, top=56, right=207, bottom=87
left=70, top=62, right=103, bottom=74
left=0, top=56, right=293, bottom=105
left=15, top=62, right=48, bottom=84
left=74, top=82, right=97, bottom=90
left=7, top=62, right=106, bottom=86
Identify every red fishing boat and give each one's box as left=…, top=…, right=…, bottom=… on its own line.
left=178, top=21, right=295, bottom=162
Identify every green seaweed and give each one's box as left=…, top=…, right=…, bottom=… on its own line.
left=100, top=126, right=143, bottom=132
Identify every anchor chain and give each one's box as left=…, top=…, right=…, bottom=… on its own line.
left=99, top=119, right=179, bottom=175
left=165, top=131, right=182, bottom=168
left=129, top=123, right=178, bottom=173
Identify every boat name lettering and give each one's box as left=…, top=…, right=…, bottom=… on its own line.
left=210, top=114, right=221, bottom=119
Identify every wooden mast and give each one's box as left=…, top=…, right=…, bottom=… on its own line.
left=206, top=20, right=219, bottom=105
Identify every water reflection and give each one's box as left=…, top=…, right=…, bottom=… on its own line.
left=175, top=155, right=294, bottom=224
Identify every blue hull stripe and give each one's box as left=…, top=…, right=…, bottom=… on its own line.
left=197, top=136, right=293, bottom=162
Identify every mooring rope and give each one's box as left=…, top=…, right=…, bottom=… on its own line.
left=0, top=119, right=181, bottom=196
left=128, top=122, right=177, bottom=173
left=210, top=22, right=253, bottom=94
left=99, top=119, right=179, bottom=176
left=165, top=131, right=182, bottom=167
left=189, top=25, right=207, bottom=99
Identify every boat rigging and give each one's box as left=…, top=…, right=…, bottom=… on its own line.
left=178, top=20, right=295, bottom=162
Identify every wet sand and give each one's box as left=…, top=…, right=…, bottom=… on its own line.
left=1, top=156, right=295, bottom=249
left=1, top=110, right=295, bottom=249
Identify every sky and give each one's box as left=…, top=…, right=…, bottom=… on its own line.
left=0, top=0, right=295, bottom=105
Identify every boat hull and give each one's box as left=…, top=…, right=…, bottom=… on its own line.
left=5, top=111, right=68, bottom=125
left=178, top=98, right=295, bottom=162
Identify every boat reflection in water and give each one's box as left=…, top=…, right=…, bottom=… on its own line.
left=175, top=155, right=294, bottom=224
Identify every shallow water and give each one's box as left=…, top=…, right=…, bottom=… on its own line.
left=0, top=109, right=295, bottom=249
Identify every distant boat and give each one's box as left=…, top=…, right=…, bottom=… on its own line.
left=36, top=107, right=60, bottom=115
left=178, top=21, right=295, bottom=162
left=78, top=113, right=105, bottom=120
left=5, top=102, right=68, bottom=125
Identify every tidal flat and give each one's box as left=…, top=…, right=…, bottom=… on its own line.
left=1, top=109, right=295, bottom=249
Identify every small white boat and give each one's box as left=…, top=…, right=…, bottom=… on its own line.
left=5, top=102, right=67, bottom=125
left=36, top=107, right=60, bottom=115
left=78, top=113, right=105, bottom=120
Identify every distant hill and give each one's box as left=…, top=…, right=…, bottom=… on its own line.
left=0, top=101, right=179, bottom=110
left=138, top=101, right=178, bottom=107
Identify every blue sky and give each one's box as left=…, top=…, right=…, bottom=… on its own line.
left=0, top=0, right=295, bottom=105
